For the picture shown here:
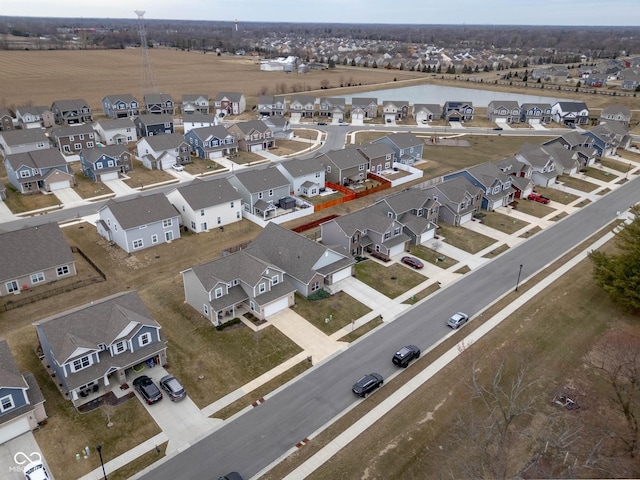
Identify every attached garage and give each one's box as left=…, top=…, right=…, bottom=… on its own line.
left=250, top=144, right=263, bottom=152
left=388, top=242, right=407, bottom=258
left=459, top=212, right=474, bottom=225
left=418, top=228, right=436, bottom=244
left=98, top=171, right=119, bottom=182
left=49, top=180, right=72, bottom=191
left=263, top=296, right=290, bottom=318
left=330, top=267, right=352, bottom=284
left=0, top=416, right=30, bottom=445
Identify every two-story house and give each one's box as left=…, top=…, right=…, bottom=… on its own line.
left=184, top=125, right=238, bottom=159
left=0, top=222, right=77, bottom=296
left=318, top=97, right=346, bottom=121
left=372, top=132, right=423, bottom=166
left=357, top=143, right=396, bottom=174
left=276, top=157, right=325, bottom=198
left=181, top=94, right=210, bottom=115
left=50, top=124, right=96, bottom=154
left=101, top=94, right=140, bottom=119
left=144, top=93, right=175, bottom=115
left=166, top=178, right=242, bottom=233
left=226, top=120, right=274, bottom=152
left=96, top=193, right=181, bottom=253
left=551, top=101, right=589, bottom=126
left=0, top=129, right=50, bottom=155
left=227, top=165, right=292, bottom=218
left=584, top=122, right=632, bottom=156
left=214, top=92, right=246, bottom=117
left=600, top=105, right=632, bottom=127
left=182, top=113, right=218, bottom=135
left=93, top=118, right=137, bottom=145
left=543, top=132, right=598, bottom=168
left=257, top=95, right=287, bottom=117
left=15, top=106, right=54, bottom=129
left=317, top=145, right=369, bottom=186
left=0, top=339, right=47, bottom=444
left=494, top=156, right=535, bottom=199
left=540, top=144, right=581, bottom=176
left=413, top=104, right=441, bottom=124
left=443, top=101, right=474, bottom=122
left=427, top=176, right=484, bottom=226
left=487, top=100, right=521, bottom=124
left=4, top=149, right=75, bottom=194
left=34, top=291, right=167, bottom=407
left=136, top=133, right=190, bottom=170
left=519, top=103, right=553, bottom=125
left=445, top=162, right=516, bottom=210
left=80, top=145, right=133, bottom=182
left=350, top=97, right=378, bottom=120
left=289, top=95, right=316, bottom=119
left=382, top=100, right=409, bottom=123
left=0, top=108, right=14, bottom=131
left=516, top=144, right=558, bottom=187
left=51, top=99, right=93, bottom=125
left=133, top=113, right=174, bottom=137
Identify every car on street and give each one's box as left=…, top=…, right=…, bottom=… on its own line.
left=133, top=375, right=163, bottom=404
left=159, top=374, right=187, bottom=401
left=401, top=256, right=424, bottom=269
left=218, top=473, right=244, bottom=480
left=493, top=126, right=504, bottom=131
left=338, top=121, right=350, bottom=126
left=23, top=460, right=50, bottom=480
left=352, top=373, right=383, bottom=397
left=392, top=344, right=421, bottom=367
left=447, top=312, right=469, bottom=329
left=317, top=121, right=327, bottom=125
left=171, top=164, right=185, bottom=171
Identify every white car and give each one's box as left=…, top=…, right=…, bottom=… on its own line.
left=171, top=164, right=185, bottom=171
left=23, top=460, right=50, bottom=480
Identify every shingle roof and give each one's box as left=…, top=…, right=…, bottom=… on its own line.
left=95, top=117, right=136, bottom=130
left=319, top=145, right=367, bottom=170
left=0, top=128, right=49, bottom=146
left=173, top=178, right=240, bottom=210
left=142, top=133, right=186, bottom=151
left=50, top=123, right=95, bottom=139
left=375, top=189, right=431, bottom=214
left=232, top=166, right=290, bottom=193
left=356, top=143, right=394, bottom=159
left=279, top=157, right=323, bottom=177
left=81, top=145, right=129, bottom=163
left=190, top=125, right=232, bottom=142
left=214, top=92, right=244, bottom=102
left=0, top=339, right=28, bottom=390
left=330, top=205, right=397, bottom=236
left=5, top=149, right=66, bottom=170
left=434, top=176, right=479, bottom=204
left=101, top=193, right=179, bottom=230
left=103, top=94, right=138, bottom=104
left=231, top=120, right=269, bottom=134
left=52, top=98, right=90, bottom=110
left=380, top=132, right=422, bottom=149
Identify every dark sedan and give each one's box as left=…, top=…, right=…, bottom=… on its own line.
left=401, top=256, right=424, bottom=269
left=352, top=373, right=384, bottom=397
left=133, top=375, right=163, bottom=404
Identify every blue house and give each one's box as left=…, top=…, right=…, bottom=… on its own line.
left=4, top=149, right=75, bottom=194
left=185, top=125, right=238, bottom=160
left=133, top=114, right=174, bottom=137
left=80, top=145, right=134, bottom=182
left=444, top=162, right=515, bottom=210
left=102, top=94, right=140, bottom=119
left=371, top=132, right=423, bottom=166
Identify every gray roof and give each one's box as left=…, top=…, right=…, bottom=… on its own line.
left=466, top=162, right=511, bottom=188
left=290, top=95, right=316, bottom=105
left=51, top=98, right=90, bottom=110
left=434, top=176, right=480, bottom=204
left=34, top=290, right=161, bottom=364
left=15, top=105, right=51, bottom=116
left=330, top=204, right=398, bottom=236
left=191, top=250, right=277, bottom=292
left=5, top=149, right=66, bottom=170
left=101, top=193, right=179, bottom=230
left=380, top=132, right=422, bottom=149
left=351, top=97, right=377, bottom=107
left=279, top=157, right=323, bottom=177
left=81, top=145, right=129, bottom=163
left=94, top=117, right=136, bottom=130
left=542, top=144, right=578, bottom=169
left=413, top=103, right=441, bottom=114
left=356, top=142, right=395, bottom=160
left=135, top=113, right=173, bottom=125
left=0, top=339, right=28, bottom=390
left=0, top=128, right=49, bottom=146
left=182, top=94, right=209, bottom=102
left=103, top=94, right=138, bottom=104
left=488, top=100, right=521, bottom=110
left=555, top=101, right=588, bottom=112
left=190, top=125, right=232, bottom=142
left=319, top=145, right=367, bottom=170
left=0, top=222, right=74, bottom=283
left=214, top=92, right=244, bottom=102
left=517, top=144, right=554, bottom=168
left=173, top=178, right=240, bottom=210
left=141, top=133, right=187, bottom=151
left=50, top=123, right=95, bottom=139
left=520, top=102, right=552, bottom=111
left=601, top=105, right=631, bottom=117
left=230, top=120, right=270, bottom=135
left=232, top=166, right=290, bottom=193
left=375, top=188, right=432, bottom=215
left=144, top=93, right=173, bottom=104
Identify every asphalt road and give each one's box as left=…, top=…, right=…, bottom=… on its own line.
left=138, top=177, right=640, bottom=478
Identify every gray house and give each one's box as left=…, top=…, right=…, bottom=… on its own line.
left=350, top=97, right=378, bottom=120
left=426, top=176, right=484, bottom=226
left=51, top=98, right=93, bottom=125
left=184, top=125, right=238, bottom=159
left=487, top=100, right=521, bottom=123
left=277, top=157, right=325, bottom=198
left=516, top=144, right=558, bottom=187
left=136, top=133, right=190, bottom=170
left=4, top=149, right=75, bottom=194
left=144, top=93, right=175, bottom=115
left=80, top=145, right=133, bottom=182
left=445, top=162, right=516, bottom=210
left=181, top=94, right=210, bottom=115
left=372, top=132, right=423, bottom=166
left=0, top=223, right=77, bottom=297
left=520, top=103, right=553, bottom=125
left=0, top=339, right=47, bottom=444
left=226, top=120, right=274, bottom=152
left=34, top=291, right=167, bottom=407
left=96, top=193, right=181, bottom=253
left=257, top=95, right=287, bottom=117
left=317, top=146, right=369, bottom=186
left=600, top=105, right=632, bottom=127
left=133, top=113, right=174, bottom=137
left=15, top=105, right=54, bottom=129
left=102, top=94, right=140, bottom=119
left=228, top=166, right=292, bottom=218
left=289, top=95, right=316, bottom=118
left=318, top=97, right=346, bottom=121
left=0, top=129, right=51, bottom=155
left=413, top=104, right=441, bottom=124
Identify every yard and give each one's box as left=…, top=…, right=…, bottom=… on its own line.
left=291, top=292, right=372, bottom=335
left=354, top=260, right=426, bottom=299
left=513, top=197, right=556, bottom=217
left=533, top=185, right=580, bottom=205
left=407, top=244, right=458, bottom=269
left=599, top=157, right=635, bottom=173
left=436, top=224, right=498, bottom=254
left=475, top=209, right=530, bottom=234
left=122, top=165, right=177, bottom=189
left=582, top=165, right=620, bottom=182
left=557, top=174, right=601, bottom=192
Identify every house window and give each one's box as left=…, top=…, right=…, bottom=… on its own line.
left=236, top=211, right=241, bottom=219
left=230, top=201, right=234, bottom=208
left=394, top=227, right=401, bottom=235
left=72, top=356, right=91, bottom=372
left=250, top=301, right=256, bottom=311
left=200, top=209, right=205, bottom=216
left=151, top=234, right=158, bottom=244
left=114, top=341, right=126, bottom=354
left=259, top=283, right=266, bottom=293
left=0, top=395, right=14, bottom=412
left=387, top=212, right=393, bottom=218
left=31, top=272, right=45, bottom=284
left=358, top=164, right=365, bottom=171
left=6, top=280, right=18, bottom=293
left=163, top=219, right=173, bottom=228
left=326, top=166, right=331, bottom=173
left=69, top=135, right=75, bottom=141
left=268, top=189, right=273, bottom=197
left=311, top=281, right=320, bottom=292
left=384, top=232, right=391, bottom=240
left=132, top=239, right=144, bottom=249
left=315, top=172, right=321, bottom=178
left=138, top=332, right=152, bottom=347
left=57, top=265, right=70, bottom=277
left=272, top=275, right=279, bottom=285
left=165, top=231, right=174, bottom=242
left=191, top=221, right=196, bottom=230
left=19, top=170, right=31, bottom=178
left=214, top=287, right=223, bottom=298
left=203, top=304, right=209, bottom=316
left=74, top=143, right=82, bottom=150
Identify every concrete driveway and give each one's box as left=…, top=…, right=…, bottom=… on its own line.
left=0, top=432, right=54, bottom=479
left=53, top=187, right=84, bottom=206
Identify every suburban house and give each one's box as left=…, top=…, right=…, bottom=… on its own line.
left=214, top=92, right=246, bottom=117
left=320, top=205, right=410, bottom=260
left=136, top=133, right=190, bottom=170
left=350, top=97, right=378, bottom=119
left=0, top=222, right=76, bottom=296
left=516, top=144, right=558, bottom=187
left=143, top=93, right=175, bottom=115
left=620, top=71, right=640, bottom=90
left=543, top=132, right=598, bottom=168
left=257, top=95, right=287, bottom=117
left=372, top=132, right=423, bottom=165
left=520, top=103, right=553, bottom=125
left=133, top=113, right=174, bottom=137
left=166, top=178, right=243, bottom=233
left=182, top=114, right=218, bottom=135
left=445, top=162, right=516, bottom=210
left=0, top=129, right=50, bottom=155
left=262, top=116, right=293, bottom=139
left=101, top=94, right=140, bottom=119
left=0, top=108, right=14, bottom=131
left=289, top=95, right=316, bottom=118
left=96, top=193, right=181, bottom=253
left=382, top=100, right=410, bottom=123
left=318, top=97, right=346, bottom=121
left=227, top=165, right=292, bottom=218
left=184, top=125, right=238, bottom=159
left=80, top=145, right=133, bottom=182
left=494, top=156, right=535, bottom=198
left=181, top=94, right=210, bottom=115
left=357, top=142, right=396, bottom=174
left=15, top=106, right=54, bottom=129
left=541, top=144, right=581, bottom=176
left=371, top=188, right=440, bottom=244
left=551, top=101, right=590, bottom=126
left=50, top=123, right=96, bottom=154
left=583, top=122, right=632, bottom=156
left=0, top=339, right=47, bottom=444
left=276, top=157, right=325, bottom=198
left=93, top=117, right=137, bottom=145
left=413, top=104, right=441, bottom=124
left=443, top=101, right=474, bottom=122
left=226, top=120, right=274, bottom=152
left=600, top=105, right=632, bottom=126
left=317, top=145, right=369, bottom=186
left=487, top=100, right=521, bottom=123
left=424, top=177, right=483, bottom=226
left=51, top=99, right=93, bottom=125
left=33, top=291, right=167, bottom=406
left=4, top=149, right=75, bottom=194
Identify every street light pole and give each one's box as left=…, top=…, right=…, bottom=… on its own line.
left=515, top=264, right=523, bottom=292
left=96, top=445, right=107, bottom=480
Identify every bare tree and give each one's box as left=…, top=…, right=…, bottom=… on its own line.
left=100, top=403, right=116, bottom=427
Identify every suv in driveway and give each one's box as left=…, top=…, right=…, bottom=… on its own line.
left=133, top=375, right=163, bottom=404
left=352, top=373, right=383, bottom=397
left=447, top=312, right=469, bottom=329
left=392, top=345, right=421, bottom=367
left=159, top=374, right=187, bottom=401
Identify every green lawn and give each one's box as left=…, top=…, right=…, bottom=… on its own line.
left=436, top=224, right=498, bottom=254
left=354, top=261, right=426, bottom=299
left=291, top=292, right=372, bottom=334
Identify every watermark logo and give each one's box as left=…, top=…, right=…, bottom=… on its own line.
left=9, top=451, right=42, bottom=472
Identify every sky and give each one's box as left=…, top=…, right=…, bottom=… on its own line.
left=3, top=0, right=640, bottom=26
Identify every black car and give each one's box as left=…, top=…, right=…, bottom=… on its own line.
left=132, top=375, right=163, bottom=404
left=317, top=121, right=327, bottom=125
left=392, top=345, right=421, bottom=367
left=159, top=374, right=187, bottom=401
left=352, top=373, right=383, bottom=397
left=218, top=473, right=243, bottom=480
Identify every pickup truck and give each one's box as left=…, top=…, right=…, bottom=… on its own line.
left=527, top=192, right=550, bottom=204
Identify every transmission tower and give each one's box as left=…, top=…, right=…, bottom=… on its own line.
left=135, top=10, right=158, bottom=94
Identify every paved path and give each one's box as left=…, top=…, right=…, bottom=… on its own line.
left=53, top=187, right=84, bottom=206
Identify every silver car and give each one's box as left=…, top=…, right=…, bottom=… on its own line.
left=447, top=312, right=469, bottom=329
left=159, top=375, right=187, bottom=401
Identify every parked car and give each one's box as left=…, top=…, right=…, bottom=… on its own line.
left=352, top=373, right=384, bottom=397
left=447, top=312, right=469, bottom=329
left=401, top=256, right=424, bottom=269
left=23, top=460, right=50, bottom=480
left=338, top=121, right=350, bottom=126
left=159, top=374, right=187, bottom=401
left=317, top=121, right=327, bottom=125
left=218, top=473, right=243, bottom=480
left=133, top=375, right=163, bottom=404
left=171, top=164, right=185, bottom=171
left=493, top=126, right=504, bottom=131
left=392, top=345, right=421, bottom=367
left=527, top=192, right=550, bottom=204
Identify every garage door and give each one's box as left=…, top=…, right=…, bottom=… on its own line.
left=264, top=297, right=290, bottom=318
left=0, top=416, right=30, bottom=444
left=331, top=267, right=352, bottom=284
left=459, top=212, right=473, bottom=225
left=419, top=229, right=436, bottom=244
left=251, top=144, right=263, bottom=152
left=99, top=171, right=119, bottom=182
left=388, top=243, right=406, bottom=258
left=49, top=180, right=71, bottom=191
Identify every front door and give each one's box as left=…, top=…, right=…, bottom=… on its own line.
left=201, top=222, right=207, bottom=231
